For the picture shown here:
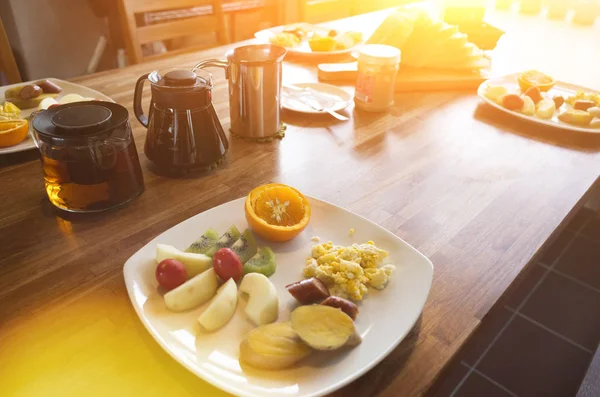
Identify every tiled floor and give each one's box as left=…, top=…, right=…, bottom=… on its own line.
left=429, top=207, right=600, bottom=397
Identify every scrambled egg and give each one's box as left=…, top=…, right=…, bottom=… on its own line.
left=303, top=241, right=395, bottom=301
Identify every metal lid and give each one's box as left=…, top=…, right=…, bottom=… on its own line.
left=33, top=101, right=129, bottom=144
left=358, top=44, right=401, bottom=66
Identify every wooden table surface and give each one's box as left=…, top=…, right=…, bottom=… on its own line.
left=2, top=6, right=600, bottom=397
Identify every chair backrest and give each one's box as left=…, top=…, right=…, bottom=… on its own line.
left=118, top=0, right=229, bottom=64
left=0, top=17, right=21, bottom=84
left=298, top=0, right=356, bottom=23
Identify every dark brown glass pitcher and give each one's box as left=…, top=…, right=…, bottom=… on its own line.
left=133, top=68, right=228, bottom=173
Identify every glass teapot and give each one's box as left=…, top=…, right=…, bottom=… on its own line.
left=133, top=68, right=228, bottom=174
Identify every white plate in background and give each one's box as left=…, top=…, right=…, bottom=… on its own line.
left=282, top=83, right=352, bottom=114
left=0, top=78, right=114, bottom=154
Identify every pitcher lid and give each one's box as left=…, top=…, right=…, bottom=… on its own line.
left=149, top=68, right=212, bottom=90
left=32, top=101, right=129, bottom=144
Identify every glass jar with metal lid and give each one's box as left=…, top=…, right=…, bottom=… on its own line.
left=354, top=44, right=401, bottom=113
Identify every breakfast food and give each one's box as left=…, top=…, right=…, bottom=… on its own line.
left=535, top=98, right=556, bottom=120
left=155, top=258, right=188, bottom=290
left=231, top=229, right=258, bottom=263
left=0, top=102, right=20, bottom=121
left=164, top=268, right=218, bottom=312
left=156, top=244, right=212, bottom=277
left=213, top=248, right=243, bottom=281
left=245, top=183, right=311, bottom=242
left=304, top=241, right=395, bottom=301
left=500, top=93, right=524, bottom=110
left=588, top=107, right=600, bottom=118
left=269, top=24, right=362, bottom=52
left=239, top=322, right=312, bottom=370
left=290, top=305, right=361, bottom=350
left=198, top=278, right=238, bottom=331
left=518, top=70, right=555, bottom=92
left=239, top=273, right=279, bottom=326
left=286, top=277, right=330, bottom=304
left=0, top=119, right=29, bottom=148
left=186, top=229, right=220, bottom=254
left=574, top=100, right=596, bottom=111
left=558, top=109, right=593, bottom=126
left=367, top=6, right=489, bottom=71
left=242, top=246, right=277, bottom=277
left=4, top=80, right=63, bottom=109
left=321, top=296, right=359, bottom=320
left=520, top=95, right=535, bottom=116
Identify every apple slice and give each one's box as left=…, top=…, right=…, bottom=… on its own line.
left=198, top=278, right=237, bottom=332
left=164, top=268, right=218, bottom=312
left=239, top=273, right=279, bottom=326
left=156, top=244, right=212, bottom=277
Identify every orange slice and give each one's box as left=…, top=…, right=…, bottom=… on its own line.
left=245, top=183, right=311, bottom=242
left=518, top=70, right=555, bottom=92
left=0, top=119, right=29, bottom=148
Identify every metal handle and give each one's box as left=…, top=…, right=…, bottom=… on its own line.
left=133, top=74, right=150, bottom=127
left=193, top=59, right=229, bottom=78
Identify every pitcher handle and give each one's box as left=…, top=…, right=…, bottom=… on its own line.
left=133, top=74, right=150, bottom=127
left=193, top=60, right=229, bottom=78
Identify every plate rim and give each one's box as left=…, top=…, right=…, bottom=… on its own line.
left=282, top=82, right=352, bottom=114
left=477, top=73, right=600, bottom=134
left=0, top=78, right=115, bottom=154
left=123, top=195, right=434, bottom=397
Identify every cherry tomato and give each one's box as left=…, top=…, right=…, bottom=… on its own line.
left=156, top=259, right=187, bottom=290
left=213, top=248, right=243, bottom=281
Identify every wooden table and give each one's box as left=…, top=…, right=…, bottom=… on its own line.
left=1, top=7, right=600, bottom=397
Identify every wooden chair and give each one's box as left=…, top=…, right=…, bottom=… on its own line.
left=0, top=16, right=21, bottom=84
left=223, top=0, right=281, bottom=42
left=298, top=0, right=356, bottom=23
left=118, top=0, right=229, bottom=64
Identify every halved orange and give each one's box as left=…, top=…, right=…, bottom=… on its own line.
left=0, top=119, right=29, bottom=148
left=245, top=183, right=311, bottom=242
left=518, top=70, right=555, bottom=92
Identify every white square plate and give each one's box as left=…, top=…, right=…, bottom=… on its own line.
left=0, top=78, right=114, bottom=154
left=123, top=196, right=433, bottom=397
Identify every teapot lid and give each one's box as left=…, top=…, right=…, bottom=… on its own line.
left=149, top=68, right=211, bottom=89
left=33, top=101, right=129, bottom=144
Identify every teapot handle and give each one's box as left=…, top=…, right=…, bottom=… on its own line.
left=133, top=74, right=150, bottom=127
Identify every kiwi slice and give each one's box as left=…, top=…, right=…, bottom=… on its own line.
left=243, top=247, right=277, bottom=277
left=185, top=228, right=219, bottom=254
left=205, top=225, right=241, bottom=256
left=231, top=229, right=258, bottom=263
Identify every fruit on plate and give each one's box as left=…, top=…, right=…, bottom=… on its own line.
left=483, top=84, right=507, bottom=103
left=535, top=98, right=556, bottom=120
left=524, top=86, right=542, bottom=104
left=156, top=259, right=187, bottom=290
left=164, top=268, right=218, bottom=311
left=186, top=228, right=219, bottom=254
left=231, top=228, right=258, bottom=263
left=4, top=82, right=62, bottom=109
left=245, top=183, right=311, bottom=242
left=520, top=95, right=535, bottom=116
left=206, top=225, right=241, bottom=257
left=286, top=277, right=330, bottom=304
left=500, top=94, right=524, bottom=111
left=213, top=248, right=243, bottom=281
left=270, top=32, right=301, bottom=48
left=558, top=109, right=593, bottom=126
left=518, top=70, right=555, bottom=92
left=198, top=278, right=238, bottom=332
left=156, top=244, right=212, bottom=277
left=239, top=273, right=279, bottom=326
left=239, top=322, right=312, bottom=370
left=308, top=36, right=336, bottom=52
left=367, top=6, right=489, bottom=71
left=553, top=95, right=565, bottom=109
left=588, top=107, right=600, bottom=118
left=321, top=296, right=359, bottom=320
left=0, top=119, right=29, bottom=148
left=243, top=246, right=277, bottom=277
left=290, top=305, right=361, bottom=351
left=573, top=99, right=596, bottom=111
left=0, top=102, right=20, bottom=120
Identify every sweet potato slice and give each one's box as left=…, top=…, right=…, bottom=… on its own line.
left=290, top=305, right=361, bottom=351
